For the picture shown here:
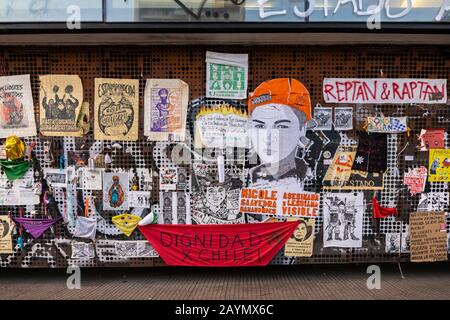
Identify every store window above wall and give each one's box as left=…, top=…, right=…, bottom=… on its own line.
left=105, top=0, right=450, bottom=23
left=0, top=0, right=103, bottom=22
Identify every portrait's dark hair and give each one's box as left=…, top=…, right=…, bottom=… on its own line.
left=290, top=220, right=313, bottom=242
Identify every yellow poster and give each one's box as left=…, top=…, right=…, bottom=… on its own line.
left=284, top=218, right=315, bottom=257
left=428, top=149, right=450, bottom=182
left=39, top=74, right=84, bottom=136
left=0, top=215, right=13, bottom=254
left=94, top=78, right=139, bottom=141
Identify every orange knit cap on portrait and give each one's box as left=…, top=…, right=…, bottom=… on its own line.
left=248, top=78, right=312, bottom=122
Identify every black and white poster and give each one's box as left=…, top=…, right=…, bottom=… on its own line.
left=314, top=107, right=333, bottom=131
left=323, top=192, right=364, bottom=248
left=334, top=107, right=353, bottom=131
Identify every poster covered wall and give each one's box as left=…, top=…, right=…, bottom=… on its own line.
left=0, top=74, right=36, bottom=138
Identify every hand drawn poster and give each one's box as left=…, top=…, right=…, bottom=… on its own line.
left=206, top=51, right=248, bottom=100
left=284, top=218, right=315, bottom=257
left=323, top=78, right=447, bottom=104
left=428, top=149, right=450, bottom=182
left=0, top=215, right=13, bottom=254
left=0, top=74, right=36, bottom=138
left=417, top=192, right=449, bottom=212
left=323, top=192, right=364, bottom=248
left=403, top=166, right=427, bottom=196
left=409, top=211, right=448, bottom=263
left=79, top=168, right=103, bottom=190
left=322, top=148, right=384, bottom=190
left=194, top=104, right=249, bottom=149
left=94, top=78, right=139, bottom=141
left=103, top=172, right=130, bottom=211
left=71, top=241, right=95, bottom=260
left=419, top=129, right=445, bottom=151
left=39, top=74, right=84, bottom=136
left=192, top=162, right=247, bottom=224
left=144, top=79, right=188, bottom=142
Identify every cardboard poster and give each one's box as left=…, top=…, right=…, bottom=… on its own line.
left=39, top=74, right=84, bottom=136
left=0, top=169, right=39, bottom=206
left=367, top=117, right=407, bottom=133
left=322, top=148, right=384, bottom=190
left=0, top=215, right=13, bottom=254
left=313, top=107, right=332, bottom=131
left=323, top=78, right=447, bottom=104
left=323, top=192, right=364, bottom=248
left=428, top=149, right=450, bottom=182
left=419, top=129, right=445, bottom=151
left=94, top=78, right=139, bottom=141
left=284, top=218, right=315, bottom=257
left=144, top=79, right=189, bottom=142
left=334, top=107, right=353, bottom=131
left=194, top=105, right=249, bottom=149
left=0, top=74, right=37, bottom=138
left=403, top=166, right=427, bottom=196
left=206, top=51, right=248, bottom=99
left=102, top=172, right=130, bottom=211
left=409, top=211, right=448, bottom=263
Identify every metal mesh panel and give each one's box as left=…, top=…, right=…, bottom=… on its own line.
left=0, top=45, right=448, bottom=267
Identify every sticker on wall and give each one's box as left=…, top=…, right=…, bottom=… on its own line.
left=313, top=107, right=333, bottom=131
left=94, top=78, right=139, bottom=141
left=0, top=215, right=13, bottom=254
left=334, top=107, right=353, bottom=131
left=194, top=104, right=249, bottom=149
left=206, top=51, right=248, bottom=100
left=284, top=218, right=315, bottom=257
left=43, top=168, right=68, bottom=188
left=409, top=211, right=448, bottom=263
left=428, top=149, right=450, bottom=182
left=192, top=162, right=246, bottom=224
left=39, top=74, right=84, bottom=136
left=0, top=74, right=37, bottom=138
left=418, top=129, right=445, bottom=151
left=71, top=241, right=95, bottom=260
left=367, top=117, right=407, bottom=133
left=129, top=191, right=151, bottom=208
left=403, top=166, right=427, bottom=196
left=323, top=78, right=447, bottom=104
left=323, top=192, right=364, bottom=248
left=159, top=168, right=177, bottom=191
left=385, top=232, right=410, bottom=254
left=144, top=79, right=189, bottom=142
left=0, top=169, right=39, bottom=206
left=103, top=172, right=130, bottom=211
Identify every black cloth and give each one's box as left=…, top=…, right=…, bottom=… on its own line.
left=351, top=132, right=387, bottom=173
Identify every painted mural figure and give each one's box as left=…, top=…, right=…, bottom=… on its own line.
left=108, top=176, right=125, bottom=208
left=248, top=78, right=315, bottom=190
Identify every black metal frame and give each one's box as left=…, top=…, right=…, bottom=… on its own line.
left=0, top=22, right=449, bottom=34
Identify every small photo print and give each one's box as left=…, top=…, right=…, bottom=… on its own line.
left=314, top=107, right=333, bottom=131
left=334, top=107, right=353, bottom=131
left=159, top=168, right=177, bottom=191
left=67, top=150, right=90, bottom=167
left=44, top=168, right=68, bottom=188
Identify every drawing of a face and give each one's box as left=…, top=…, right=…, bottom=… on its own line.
left=205, top=185, right=226, bottom=208
left=293, top=222, right=307, bottom=241
left=250, top=104, right=306, bottom=165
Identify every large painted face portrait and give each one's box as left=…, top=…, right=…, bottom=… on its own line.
left=250, top=103, right=306, bottom=165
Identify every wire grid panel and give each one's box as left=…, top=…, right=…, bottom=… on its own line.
left=0, top=46, right=448, bottom=267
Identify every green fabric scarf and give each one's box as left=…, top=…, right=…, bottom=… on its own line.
left=0, top=160, right=31, bottom=181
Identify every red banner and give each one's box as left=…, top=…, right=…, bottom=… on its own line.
left=138, top=222, right=300, bottom=267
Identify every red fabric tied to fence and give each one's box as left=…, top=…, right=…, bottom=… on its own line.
left=138, top=221, right=300, bottom=267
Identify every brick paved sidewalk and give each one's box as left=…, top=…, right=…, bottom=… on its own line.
left=0, top=263, right=448, bottom=300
